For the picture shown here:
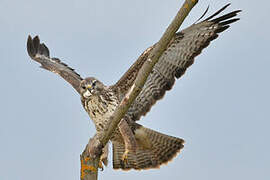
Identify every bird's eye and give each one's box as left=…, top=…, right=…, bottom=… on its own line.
left=92, top=80, right=97, bottom=87
left=81, top=85, right=86, bottom=90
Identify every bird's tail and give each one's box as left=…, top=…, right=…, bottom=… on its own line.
left=112, top=125, right=184, bottom=170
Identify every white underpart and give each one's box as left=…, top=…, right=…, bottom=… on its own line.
left=83, top=90, right=92, bottom=98
left=85, top=91, right=118, bottom=132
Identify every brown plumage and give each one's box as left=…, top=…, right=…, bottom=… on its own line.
left=113, top=126, right=184, bottom=170
left=27, top=4, right=241, bottom=170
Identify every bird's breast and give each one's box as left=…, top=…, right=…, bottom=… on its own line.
left=84, top=94, right=118, bottom=132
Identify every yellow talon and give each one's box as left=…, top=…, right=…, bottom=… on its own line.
left=121, top=149, right=129, bottom=164
left=98, top=161, right=104, bottom=171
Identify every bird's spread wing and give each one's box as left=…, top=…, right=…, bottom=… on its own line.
left=112, top=4, right=241, bottom=121
left=27, top=36, right=83, bottom=94
left=112, top=46, right=154, bottom=97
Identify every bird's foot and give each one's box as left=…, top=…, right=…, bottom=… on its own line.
left=120, top=149, right=129, bottom=167
left=98, top=161, right=104, bottom=171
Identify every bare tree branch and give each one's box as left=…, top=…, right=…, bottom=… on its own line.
left=80, top=0, right=198, bottom=179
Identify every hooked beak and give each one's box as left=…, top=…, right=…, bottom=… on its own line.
left=86, top=84, right=94, bottom=94
left=86, top=84, right=92, bottom=91
left=83, top=85, right=92, bottom=98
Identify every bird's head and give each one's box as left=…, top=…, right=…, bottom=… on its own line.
left=80, top=77, right=104, bottom=98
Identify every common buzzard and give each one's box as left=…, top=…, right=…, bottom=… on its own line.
left=27, top=4, right=240, bottom=170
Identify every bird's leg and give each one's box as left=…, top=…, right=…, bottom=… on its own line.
left=87, top=134, right=106, bottom=170
left=118, top=119, right=137, bottom=166
left=87, top=134, right=103, bottom=158
left=99, top=143, right=109, bottom=170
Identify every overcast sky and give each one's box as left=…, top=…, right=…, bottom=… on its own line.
left=0, top=0, right=269, bottom=180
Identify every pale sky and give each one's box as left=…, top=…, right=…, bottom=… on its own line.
left=0, top=0, right=269, bottom=180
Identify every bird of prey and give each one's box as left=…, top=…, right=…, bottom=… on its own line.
left=27, top=4, right=240, bottom=170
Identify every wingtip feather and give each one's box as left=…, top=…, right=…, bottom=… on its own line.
left=27, top=35, right=50, bottom=58
left=27, top=35, right=35, bottom=58
left=204, top=3, right=231, bottom=21
left=219, top=18, right=240, bottom=26
left=195, top=5, right=210, bottom=23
